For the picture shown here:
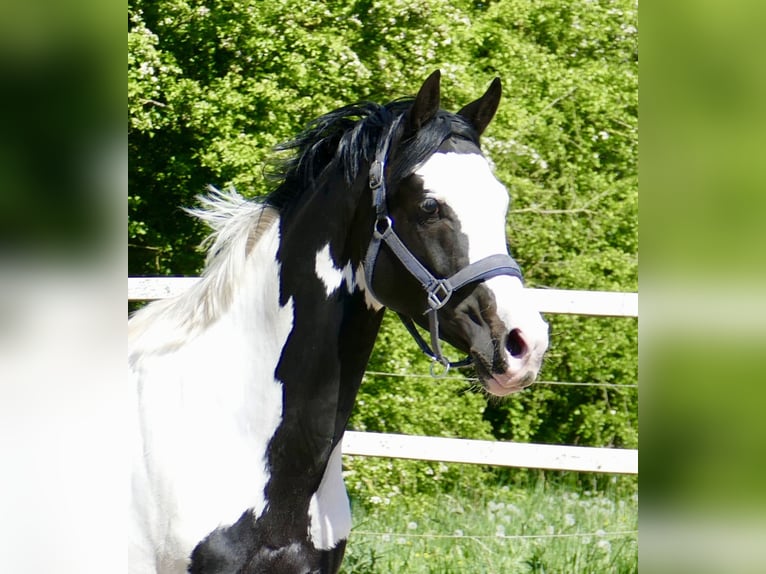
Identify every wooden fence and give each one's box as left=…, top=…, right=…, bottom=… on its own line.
left=129, top=278, right=638, bottom=475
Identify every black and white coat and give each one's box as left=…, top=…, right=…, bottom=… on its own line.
left=129, top=71, right=548, bottom=574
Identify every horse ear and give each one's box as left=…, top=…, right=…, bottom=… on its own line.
left=404, top=70, right=442, bottom=136
left=457, top=77, right=502, bottom=137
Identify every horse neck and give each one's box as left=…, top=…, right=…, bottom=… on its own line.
left=268, top=173, right=383, bottom=471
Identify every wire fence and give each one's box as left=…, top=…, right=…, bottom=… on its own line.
left=351, top=529, right=638, bottom=541
left=363, top=370, right=637, bottom=389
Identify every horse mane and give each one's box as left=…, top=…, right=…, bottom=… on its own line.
left=264, top=98, right=479, bottom=211
left=130, top=97, right=480, bottom=352
left=128, top=187, right=279, bottom=354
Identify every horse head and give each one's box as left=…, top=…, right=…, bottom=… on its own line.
left=363, top=71, right=549, bottom=396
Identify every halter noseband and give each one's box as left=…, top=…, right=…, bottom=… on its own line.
left=363, top=122, right=524, bottom=374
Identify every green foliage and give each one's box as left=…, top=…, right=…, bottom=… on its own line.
left=345, top=313, right=496, bottom=504
left=483, top=315, right=638, bottom=451
left=129, top=0, right=638, bottom=489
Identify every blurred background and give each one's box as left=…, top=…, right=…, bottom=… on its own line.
left=1, top=0, right=764, bottom=572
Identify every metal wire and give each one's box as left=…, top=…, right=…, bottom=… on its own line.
left=363, top=370, right=637, bottom=389
left=351, top=529, right=638, bottom=541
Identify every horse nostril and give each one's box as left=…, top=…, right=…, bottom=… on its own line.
left=506, top=328, right=528, bottom=358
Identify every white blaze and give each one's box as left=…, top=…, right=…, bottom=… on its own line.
left=415, top=152, right=548, bottom=361
left=415, top=152, right=510, bottom=264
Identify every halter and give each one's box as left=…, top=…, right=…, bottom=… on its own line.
left=363, top=121, right=524, bottom=374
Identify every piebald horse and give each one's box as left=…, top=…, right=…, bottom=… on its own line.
left=129, top=71, right=549, bottom=573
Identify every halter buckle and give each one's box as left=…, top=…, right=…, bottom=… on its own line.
left=369, top=160, right=384, bottom=190
left=426, top=280, right=452, bottom=310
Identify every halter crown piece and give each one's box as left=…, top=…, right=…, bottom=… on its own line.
left=363, top=121, right=525, bottom=376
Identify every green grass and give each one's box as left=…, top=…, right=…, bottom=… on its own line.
left=342, top=475, right=637, bottom=573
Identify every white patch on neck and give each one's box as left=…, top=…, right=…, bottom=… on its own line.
left=415, top=152, right=510, bottom=263
left=307, top=441, right=351, bottom=550
left=314, top=242, right=357, bottom=298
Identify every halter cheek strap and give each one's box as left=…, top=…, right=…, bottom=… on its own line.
left=363, top=124, right=524, bottom=373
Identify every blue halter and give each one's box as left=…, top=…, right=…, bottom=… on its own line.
left=363, top=123, right=524, bottom=373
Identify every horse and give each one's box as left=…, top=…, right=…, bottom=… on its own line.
left=128, top=70, right=549, bottom=574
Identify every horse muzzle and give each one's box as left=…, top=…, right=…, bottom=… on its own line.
left=448, top=282, right=549, bottom=397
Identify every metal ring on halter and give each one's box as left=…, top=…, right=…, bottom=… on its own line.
left=429, top=358, right=451, bottom=378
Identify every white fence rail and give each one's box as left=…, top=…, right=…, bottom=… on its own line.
left=128, top=277, right=638, bottom=318
left=129, top=278, right=638, bottom=474
left=343, top=431, right=637, bottom=474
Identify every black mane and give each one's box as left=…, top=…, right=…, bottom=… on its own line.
left=265, top=98, right=479, bottom=211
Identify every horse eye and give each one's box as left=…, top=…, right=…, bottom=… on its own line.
left=420, top=198, right=439, bottom=215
